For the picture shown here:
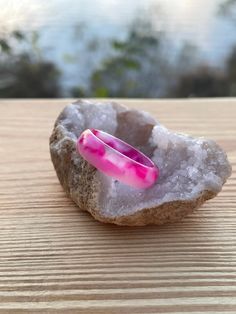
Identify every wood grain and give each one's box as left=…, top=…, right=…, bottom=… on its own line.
left=0, top=98, right=235, bottom=314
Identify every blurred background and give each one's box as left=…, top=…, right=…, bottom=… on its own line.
left=0, top=0, right=236, bottom=98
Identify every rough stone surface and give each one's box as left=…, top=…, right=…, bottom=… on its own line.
left=49, top=100, right=232, bottom=226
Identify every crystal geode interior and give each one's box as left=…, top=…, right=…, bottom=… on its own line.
left=56, top=101, right=231, bottom=218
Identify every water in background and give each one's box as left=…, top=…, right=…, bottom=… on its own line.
left=0, top=0, right=236, bottom=97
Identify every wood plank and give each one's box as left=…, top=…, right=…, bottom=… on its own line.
left=0, top=98, right=235, bottom=313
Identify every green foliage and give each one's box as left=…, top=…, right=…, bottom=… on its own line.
left=12, top=30, right=25, bottom=41
left=0, top=30, right=61, bottom=98
left=0, top=30, right=26, bottom=56
left=0, top=39, right=11, bottom=54
left=2, top=6, right=236, bottom=99
left=112, top=40, right=127, bottom=51
left=72, top=18, right=170, bottom=98
left=94, top=87, right=109, bottom=97
left=71, top=86, right=85, bottom=97
left=71, top=4, right=236, bottom=99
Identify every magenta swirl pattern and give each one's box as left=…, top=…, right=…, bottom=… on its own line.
left=76, top=129, right=159, bottom=189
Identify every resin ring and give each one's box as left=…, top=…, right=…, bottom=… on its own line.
left=76, top=129, right=159, bottom=189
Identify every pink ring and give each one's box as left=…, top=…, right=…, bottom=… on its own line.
left=76, top=129, right=159, bottom=189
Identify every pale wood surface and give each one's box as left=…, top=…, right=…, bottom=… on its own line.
left=0, top=99, right=235, bottom=313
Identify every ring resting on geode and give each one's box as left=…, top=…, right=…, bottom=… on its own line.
left=76, top=128, right=159, bottom=189
left=49, top=100, right=232, bottom=226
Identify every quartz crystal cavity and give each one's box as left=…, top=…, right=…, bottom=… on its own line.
left=49, top=100, right=232, bottom=226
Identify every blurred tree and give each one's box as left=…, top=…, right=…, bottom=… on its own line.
left=0, top=54, right=60, bottom=98
left=225, top=46, right=236, bottom=95
left=0, top=30, right=24, bottom=55
left=0, top=30, right=61, bottom=98
left=72, top=18, right=172, bottom=98
left=64, top=22, right=108, bottom=97
left=71, top=86, right=85, bottom=97
left=172, top=66, right=229, bottom=98
left=218, top=0, right=236, bottom=95
left=219, top=0, right=236, bottom=22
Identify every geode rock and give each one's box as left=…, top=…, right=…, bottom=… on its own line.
left=50, top=100, right=232, bottom=226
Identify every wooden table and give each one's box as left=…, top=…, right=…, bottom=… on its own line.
left=0, top=99, right=235, bottom=313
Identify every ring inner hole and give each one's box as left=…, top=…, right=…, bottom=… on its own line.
left=92, top=129, right=153, bottom=167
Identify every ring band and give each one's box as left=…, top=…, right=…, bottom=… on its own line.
left=76, top=129, right=159, bottom=189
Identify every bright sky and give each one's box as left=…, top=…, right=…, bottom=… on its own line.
left=0, top=0, right=218, bottom=35
left=0, top=0, right=234, bottom=64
